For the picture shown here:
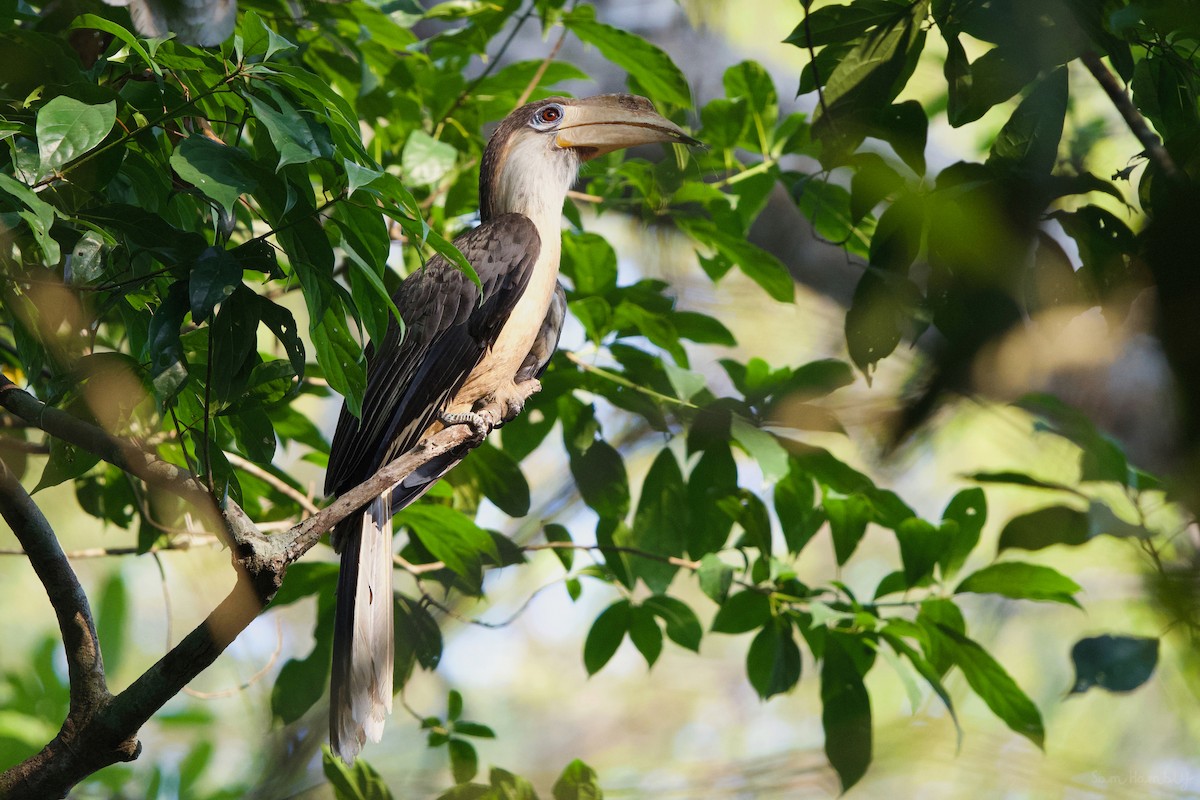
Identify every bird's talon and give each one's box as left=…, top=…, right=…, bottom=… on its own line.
left=441, top=410, right=490, bottom=439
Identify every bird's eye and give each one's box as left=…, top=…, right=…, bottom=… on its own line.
left=533, top=104, right=564, bottom=128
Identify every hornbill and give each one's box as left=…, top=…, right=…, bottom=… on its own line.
left=324, top=94, right=700, bottom=761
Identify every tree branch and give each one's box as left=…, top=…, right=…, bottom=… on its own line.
left=0, top=373, right=517, bottom=797
left=1080, top=49, right=1180, bottom=180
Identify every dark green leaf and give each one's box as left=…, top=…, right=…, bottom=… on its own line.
left=987, top=68, right=1067, bottom=175
left=144, top=281, right=190, bottom=402
left=643, top=595, right=702, bottom=652
left=322, top=749, right=394, bottom=800
left=821, top=632, right=873, bottom=792
left=939, top=487, right=986, bottom=576
left=628, top=606, right=663, bottom=667
left=895, top=517, right=949, bottom=586
left=956, top=562, right=1081, bottom=607
left=785, top=1, right=912, bottom=48
left=747, top=618, right=801, bottom=699
left=449, top=739, right=478, bottom=784
left=1070, top=635, right=1158, bottom=694
left=711, top=590, right=771, bottom=634
left=998, top=505, right=1089, bottom=551
left=774, top=460, right=823, bottom=554
left=824, top=493, right=872, bottom=565
left=544, top=523, right=574, bottom=570
left=458, top=441, right=530, bottom=517
left=685, top=442, right=738, bottom=558
left=189, top=247, right=242, bottom=323
left=552, top=759, right=603, bottom=800
left=584, top=599, right=631, bottom=675
left=571, top=440, right=630, bottom=519
left=630, top=447, right=687, bottom=592
left=565, top=7, right=691, bottom=106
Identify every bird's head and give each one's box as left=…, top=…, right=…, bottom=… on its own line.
left=480, top=94, right=701, bottom=221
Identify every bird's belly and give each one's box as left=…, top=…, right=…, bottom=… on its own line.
left=452, top=245, right=560, bottom=410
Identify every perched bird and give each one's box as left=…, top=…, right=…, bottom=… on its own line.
left=324, top=95, right=700, bottom=762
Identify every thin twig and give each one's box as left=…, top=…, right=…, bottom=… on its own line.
left=514, top=23, right=570, bottom=108
left=565, top=351, right=696, bottom=410
left=183, top=617, right=284, bottom=699
left=225, top=452, right=321, bottom=516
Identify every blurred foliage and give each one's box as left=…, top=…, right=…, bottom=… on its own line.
left=1, top=0, right=1197, bottom=796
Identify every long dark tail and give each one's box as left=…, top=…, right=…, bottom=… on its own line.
left=329, top=495, right=394, bottom=763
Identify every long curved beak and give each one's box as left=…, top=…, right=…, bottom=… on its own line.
left=555, top=94, right=702, bottom=160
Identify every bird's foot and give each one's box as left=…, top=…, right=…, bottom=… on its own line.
left=492, top=378, right=541, bottom=425
left=440, top=410, right=494, bottom=440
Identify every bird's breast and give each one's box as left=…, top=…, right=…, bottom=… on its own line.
left=453, top=234, right=561, bottom=407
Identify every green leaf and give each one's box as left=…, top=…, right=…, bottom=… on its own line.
left=987, top=68, right=1067, bottom=175
left=895, top=517, right=949, bottom=586
left=402, top=130, right=458, bottom=187
left=678, top=218, right=795, bottom=302
left=565, top=6, right=691, bottom=107
left=169, top=136, right=256, bottom=214
left=746, top=618, right=801, bottom=699
left=811, top=0, right=928, bottom=163
left=552, top=759, right=603, bottom=800
left=70, top=14, right=159, bottom=74
left=630, top=447, right=687, bottom=592
left=543, top=523, right=574, bottom=570
left=939, top=487, right=986, bottom=576
left=95, top=572, right=128, bottom=678
left=880, top=628, right=960, bottom=739
left=488, top=767, right=540, bottom=799
left=821, top=632, right=873, bottom=792
left=144, top=281, right=190, bottom=402
left=584, top=599, right=631, bottom=675
left=322, top=748, right=394, bottom=800
left=571, top=440, right=630, bottom=519
left=956, top=562, right=1081, bottom=608
left=628, top=606, right=663, bottom=667
left=398, top=504, right=499, bottom=589
left=311, top=300, right=366, bottom=419
left=731, top=416, right=789, bottom=484
left=643, top=595, right=702, bottom=652
left=711, top=590, right=771, bottom=634
left=458, top=441, right=530, bottom=518
left=1070, top=635, right=1158, bottom=694
left=697, top=554, right=734, bottom=604
left=786, top=1, right=914, bottom=48
left=34, top=436, right=101, bottom=494
left=562, top=231, right=618, bottom=296
left=774, top=460, right=823, bottom=554
left=0, top=173, right=62, bottom=263
left=449, top=739, right=478, bottom=784
left=931, top=625, right=1045, bottom=748
left=685, top=443, right=738, bottom=558
left=36, top=96, right=116, bottom=177
left=272, top=593, right=334, bottom=724
left=188, top=247, right=242, bottom=323
left=824, top=493, right=872, bottom=565
left=997, top=505, right=1089, bottom=551
left=247, top=93, right=330, bottom=170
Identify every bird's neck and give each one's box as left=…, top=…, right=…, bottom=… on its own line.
left=480, top=136, right=579, bottom=266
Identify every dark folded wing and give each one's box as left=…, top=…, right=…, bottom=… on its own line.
left=325, top=213, right=540, bottom=496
